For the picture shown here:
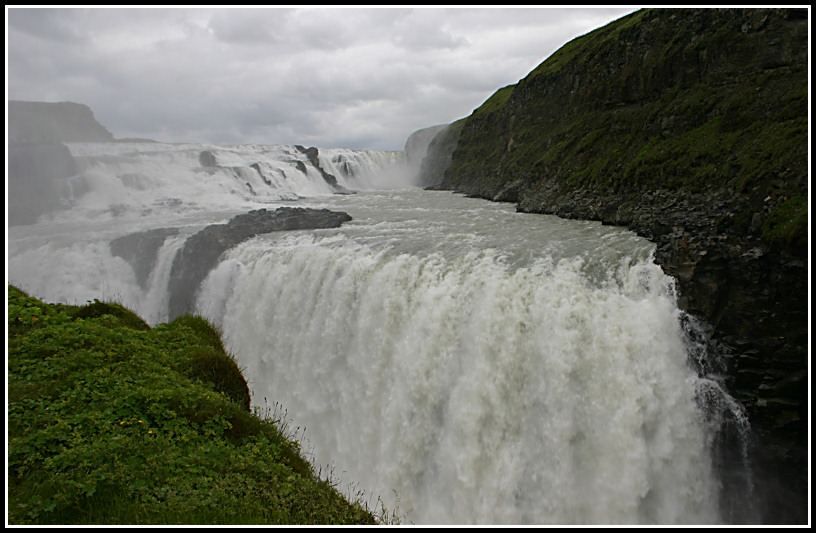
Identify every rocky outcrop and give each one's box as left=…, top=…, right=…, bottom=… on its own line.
left=294, top=145, right=353, bottom=194
left=167, top=207, right=353, bottom=319
left=8, top=100, right=115, bottom=143
left=198, top=150, right=218, bottom=167
left=110, top=228, right=181, bottom=288
left=422, top=8, right=808, bottom=524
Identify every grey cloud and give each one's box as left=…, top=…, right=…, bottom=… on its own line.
left=7, top=6, right=636, bottom=150
left=7, top=8, right=90, bottom=44
left=390, top=9, right=471, bottom=51
left=207, top=8, right=292, bottom=46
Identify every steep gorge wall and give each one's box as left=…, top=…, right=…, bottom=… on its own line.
left=422, top=8, right=808, bottom=523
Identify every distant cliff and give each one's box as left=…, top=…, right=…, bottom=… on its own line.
left=403, top=123, right=451, bottom=186
left=8, top=100, right=115, bottom=143
left=418, top=8, right=808, bottom=524
left=7, top=101, right=116, bottom=225
left=414, top=120, right=465, bottom=188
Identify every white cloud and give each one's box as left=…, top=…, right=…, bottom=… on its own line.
left=6, top=6, right=636, bottom=150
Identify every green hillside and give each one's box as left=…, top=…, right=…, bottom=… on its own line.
left=7, top=285, right=384, bottom=525
left=439, top=8, right=807, bottom=249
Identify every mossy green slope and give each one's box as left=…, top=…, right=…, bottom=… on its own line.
left=7, top=285, right=378, bottom=525
left=440, top=8, right=807, bottom=249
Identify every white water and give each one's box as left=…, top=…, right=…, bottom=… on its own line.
left=7, top=142, right=748, bottom=525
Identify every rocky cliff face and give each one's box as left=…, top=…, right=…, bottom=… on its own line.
left=403, top=123, right=451, bottom=184
left=419, top=8, right=808, bottom=524
left=8, top=100, right=116, bottom=143
left=417, top=120, right=465, bottom=189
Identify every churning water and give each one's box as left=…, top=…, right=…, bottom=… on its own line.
left=7, top=142, right=750, bottom=525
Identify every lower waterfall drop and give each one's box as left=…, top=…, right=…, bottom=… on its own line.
left=194, top=190, right=738, bottom=525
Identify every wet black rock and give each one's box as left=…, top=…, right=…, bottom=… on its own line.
left=110, top=227, right=181, bottom=288
left=167, top=207, right=352, bottom=320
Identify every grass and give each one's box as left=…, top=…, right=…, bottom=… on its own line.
left=761, top=194, right=808, bottom=248
left=529, top=9, right=646, bottom=76
left=7, top=285, right=390, bottom=525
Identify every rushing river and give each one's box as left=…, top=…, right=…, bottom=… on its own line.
left=7, top=141, right=750, bottom=525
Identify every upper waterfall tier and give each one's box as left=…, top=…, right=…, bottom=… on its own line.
left=13, top=141, right=408, bottom=225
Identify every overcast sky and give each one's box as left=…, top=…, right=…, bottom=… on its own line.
left=6, top=6, right=637, bottom=151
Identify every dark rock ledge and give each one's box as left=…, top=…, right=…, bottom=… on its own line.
left=111, top=207, right=352, bottom=320
left=167, top=207, right=352, bottom=319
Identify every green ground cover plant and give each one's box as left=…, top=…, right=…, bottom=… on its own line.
left=7, top=285, right=386, bottom=525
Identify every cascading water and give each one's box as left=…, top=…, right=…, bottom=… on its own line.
left=7, top=141, right=751, bottom=525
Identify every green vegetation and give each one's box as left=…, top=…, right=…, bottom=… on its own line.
left=7, top=285, right=386, bottom=525
left=531, top=9, right=646, bottom=76
left=471, top=84, right=515, bottom=118
left=761, top=194, right=808, bottom=248
left=442, top=8, right=807, bottom=251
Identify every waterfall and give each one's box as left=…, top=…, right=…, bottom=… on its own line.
left=317, top=148, right=409, bottom=190
left=193, top=222, right=728, bottom=524
left=52, top=141, right=407, bottom=223
left=7, top=142, right=752, bottom=525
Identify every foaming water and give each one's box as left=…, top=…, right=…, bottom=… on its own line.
left=55, top=141, right=405, bottom=223
left=7, top=143, right=750, bottom=524
left=196, top=190, right=738, bottom=524
left=8, top=141, right=407, bottom=321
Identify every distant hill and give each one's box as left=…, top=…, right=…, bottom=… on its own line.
left=8, top=100, right=116, bottom=143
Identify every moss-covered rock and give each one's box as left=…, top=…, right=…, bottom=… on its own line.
left=181, top=346, right=251, bottom=412
left=73, top=300, right=152, bottom=331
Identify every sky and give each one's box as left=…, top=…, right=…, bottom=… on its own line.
left=6, top=6, right=637, bottom=151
